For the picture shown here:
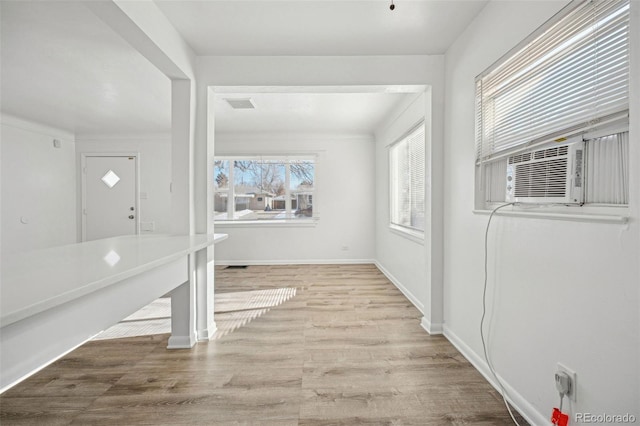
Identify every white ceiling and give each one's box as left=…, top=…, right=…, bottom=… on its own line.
left=214, top=91, right=414, bottom=135
left=0, top=1, right=171, bottom=136
left=1, top=1, right=487, bottom=136
left=155, top=0, right=488, bottom=56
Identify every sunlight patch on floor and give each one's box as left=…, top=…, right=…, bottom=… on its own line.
left=94, top=287, right=298, bottom=341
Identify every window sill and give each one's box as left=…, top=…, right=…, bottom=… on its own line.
left=472, top=207, right=629, bottom=224
left=389, top=224, right=425, bottom=244
left=214, top=218, right=319, bottom=228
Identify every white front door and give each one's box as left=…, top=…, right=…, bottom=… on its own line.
left=83, top=155, right=138, bottom=241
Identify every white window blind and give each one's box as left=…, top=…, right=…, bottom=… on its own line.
left=390, top=123, right=425, bottom=232
left=475, top=0, right=630, bottom=164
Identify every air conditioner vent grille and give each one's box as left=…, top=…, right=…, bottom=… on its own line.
left=509, top=153, right=531, bottom=164
left=514, top=158, right=569, bottom=198
left=532, top=145, right=569, bottom=160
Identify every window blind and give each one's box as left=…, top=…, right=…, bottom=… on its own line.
left=475, top=0, right=630, bottom=164
left=391, top=123, right=425, bottom=232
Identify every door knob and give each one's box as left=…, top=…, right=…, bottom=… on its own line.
left=128, top=215, right=135, bottom=220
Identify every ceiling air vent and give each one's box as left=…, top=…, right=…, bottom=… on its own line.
left=506, top=141, right=584, bottom=204
left=225, top=98, right=255, bottom=109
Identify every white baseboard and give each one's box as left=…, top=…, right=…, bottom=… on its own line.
left=167, top=335, right=196, bottom=349
left=420, top=316, right=443, bottom=335
left=196, top=325, right=217, bottom=342
left=374, top=261, right=424, bottom=314
left=215, top=259, right=376, bottom=266
left=443, top=325, right=547, bottom=426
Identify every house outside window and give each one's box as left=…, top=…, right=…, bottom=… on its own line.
left=214, top=156, right=315, bottom=222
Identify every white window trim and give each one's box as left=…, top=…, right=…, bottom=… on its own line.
left=473, top=205, right=629, bottom=224
left=214, top=218, right=319, bottom=228
left=389, top=223, right=425, bottom=244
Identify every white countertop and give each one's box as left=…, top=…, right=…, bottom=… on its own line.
left=0, top=234, right=228, bottom=327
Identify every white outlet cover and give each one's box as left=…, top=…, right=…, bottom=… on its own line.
left=141, top=222, right=155, bottom=232
left=557, top=362, right=577, bottom=402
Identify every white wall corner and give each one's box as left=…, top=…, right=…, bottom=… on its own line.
left=443, top=325, right=548, bottom=426
left=374, top=261, right=425, bottom=314
left=420, top=316, right=443, bottom=335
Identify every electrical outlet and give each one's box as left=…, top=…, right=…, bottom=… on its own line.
left=141, top=221, right=155, bottom=232
left=557, top=363, right=577, bottom=402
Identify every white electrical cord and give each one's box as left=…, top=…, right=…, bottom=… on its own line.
left=481, top=202, right=521, bottom=426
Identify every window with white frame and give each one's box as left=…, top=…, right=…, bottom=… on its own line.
left=390, top=122, right=425, bottom=235
left=475, top=0, right=630, bottom=210
left=214, top=156, right=315, bottom=222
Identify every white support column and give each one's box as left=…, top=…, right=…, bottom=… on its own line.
left=194, top=82, right=217, bottom=341
left=167, top=262, right=197, bottom=349
left=168, top=79, right=199, bottom=346
left=195, top=249, right=216, bottom=340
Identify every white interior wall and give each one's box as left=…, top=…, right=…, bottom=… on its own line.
left=75, top=136, right=172, bottom=237
left=374, top=93, right=428, bottom=312
left=214, top=134, right=375, bottom=264
left=443, top=1, right=639, bottom=423
left=1, top=115, right=77, bottom=253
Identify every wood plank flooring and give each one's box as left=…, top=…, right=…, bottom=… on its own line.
left=0, top=264, right=527, bottom=425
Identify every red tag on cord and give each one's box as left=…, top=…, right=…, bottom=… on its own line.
left=551, top=408, right=569, bottom=426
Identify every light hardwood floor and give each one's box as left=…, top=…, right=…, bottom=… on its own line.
left=0, top=264, right=527, bottom=425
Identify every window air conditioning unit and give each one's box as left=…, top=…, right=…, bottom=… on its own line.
left=506, top=141, right=584, bottom=204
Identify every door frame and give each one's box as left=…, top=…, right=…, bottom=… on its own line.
left=81, top=152, right=141, bottom=242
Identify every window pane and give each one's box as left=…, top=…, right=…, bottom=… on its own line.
left=390, top=124, right=425, bottom=232
left=234, top=160, right=287, bottom=220
left=259, top=160, right=286, bottom=198
left=214, top=193, right=229, bottom=220
left=214, top=160, right=230, bottom=219
left=397, top=142, right=411, bottom=226
left=408, top=135, right=425, bottom=229
left=214, top=160, right=229, bottom=190
left=290, top=160, right=314, bottom=217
